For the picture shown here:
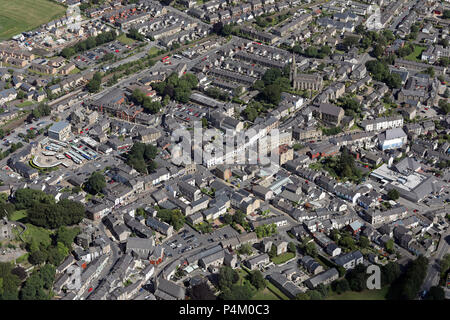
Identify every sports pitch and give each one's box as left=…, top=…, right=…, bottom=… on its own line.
left=0, top=0, right=66, bottom=40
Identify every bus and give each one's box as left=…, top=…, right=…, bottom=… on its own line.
left=161, top=56, right=169, bottom=62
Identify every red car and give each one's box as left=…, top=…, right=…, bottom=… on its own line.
left=413, top=209, right=418, bottom=213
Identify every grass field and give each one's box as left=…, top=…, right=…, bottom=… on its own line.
left=16, top=101, right=34, bottom=108
left=117, top=33, right=136, bottom=45
left=9, top=210, right=27, bottom=222
left=70, top=67, right=81, bottom=74
left=148, top=46, right=162, bottom=58
left=404, top=45, right=427, bottom=62
left=271, top=252, right=296, bottom=265
left=239, top=266, right=287, bottom=300
left=326, top=286, right=389, bottom=300
left=0, top=0, right=66, bottom=40
left=265, top=281, right=290, bottom=300
left=252, top=287, right=281, bottom=300
left=21, top=223, right=53, bottom=247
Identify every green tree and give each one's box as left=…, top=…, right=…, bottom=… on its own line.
left=296, top=292, right=310, bottom=299
left=439, top=254, right=450, bottom=280
left=268, top=244, right=277, bottom=259
left=332, top=279, right=350, bottom=294
left=358, top=236, right=370, bottom=249
left=201, top=117, right=208, bottom=128
left=56, top=226, right=80, bottom=248
left=343, top=36, right=359, bottom=49
left=242, top=106, right=258, bottom=122
left=381, top=262, right=401, bottom=286
left=87, top=72, right=102, bottom=93
left=385, top=239, right=395, bottom=254
left=29, top=250, right=47, bottom=266
left=46, top=246, right=65, bottom=266
left=444, top=10, right=450, bottom=19
left=262, top=84, right=281, bottom=105
left=40, top=264, right=56, bottom=290
left=0, top=262, right=20, bottom=300
left=86, top=171, right=106, bottom=195
left=387, top=189, right=400, bottom=200
left=20, top=273, right=46, bottom=300
left=233, top=210, right=246, bottom=225
left=218, top=266, right=239, bottom=291
left=249, top=270, right=266, bottom=290
left=346, top=264, right=367, bottom=292
left=304, top=241, right=317, bottom=257
left=288, top=242, right=296, bottom=253
left=237, top=243, right=253, bottom=256
left=223, top=213, right=233, bottom=225
left=372, top=44, right=384, bottom=58
left=307, top=290, right=323, bottom=300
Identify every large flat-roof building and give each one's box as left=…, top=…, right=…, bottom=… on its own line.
left=48, top=121, right=71, bottom=141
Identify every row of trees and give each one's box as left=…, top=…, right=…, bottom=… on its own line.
left=153, top=73, right=198, bottom=104
left=337, top=96, right=362, bottom=118
left=387, top=255, right=428, bottom=299
left=125, top=142, right=158, bottom=174
left=155, top=207, right=185, bottom=231
left=0, top=224, right=78, bottom=300
left=126, top=28, right=145, bottom=41
left=255, top=223, right=277, bottom=239
left=0, top=142, right=24, bottom=162
left=130, top=89, right=161, bottom=114
left=13, top=188, right=85, bottom=229
left=292, top=45, right=332, bottom=59
left=217, top=266, right=265, bottom=300
left=28, top=227, right=79, bottom=267
left=87, top=72, right=103, bottom=93
left=365, top=60, right=402, bottom=89
left=31, top=103, right=51, bottom=120
left=60, top=31, right=118, bottom=58
left=296, top=284, right=329, bottom=300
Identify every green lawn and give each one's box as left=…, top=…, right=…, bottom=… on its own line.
left=21, top=223, right=53, bottom=247
left=252, top=287, right=281, bottom=300
left=9, top=210, right=27, bottom=222
left=326, top=286, right=389, bottom=300
left=265, top=281, right=290, bottom=300
left=16, top=101, right=34, bottom=108
left=239, top=266, right=286, bottom=300
left=117, top=33, right=136, bottom=45
left=404, top=45, right=427, bottom=62
left=0, top=0, right=66, bottom=40
left=148, top=47, right=160, bottom=57
left=271, top=252, right=296, bottom=265
left=69, top=67, right=81, bottom=74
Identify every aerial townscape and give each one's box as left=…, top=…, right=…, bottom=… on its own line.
left=0, top=0, right=449, bottom=303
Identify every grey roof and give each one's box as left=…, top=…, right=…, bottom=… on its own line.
left=126, top=237, right=154, bottom=250
left=384, top=128, right=407, bottom=140
left=48, top=121, right=70, bottom=134
left=318, top=103, right=344, bottom=117
left=394, top=157, right=421, bottom=173
left=305, top=268, right=339, bottom=287
left=333, top=250, right=363, bottom=266
left=156, top=278, right=185, bottom=300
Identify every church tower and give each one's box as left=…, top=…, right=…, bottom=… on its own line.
left=290, top=53, right=297, bottom=88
